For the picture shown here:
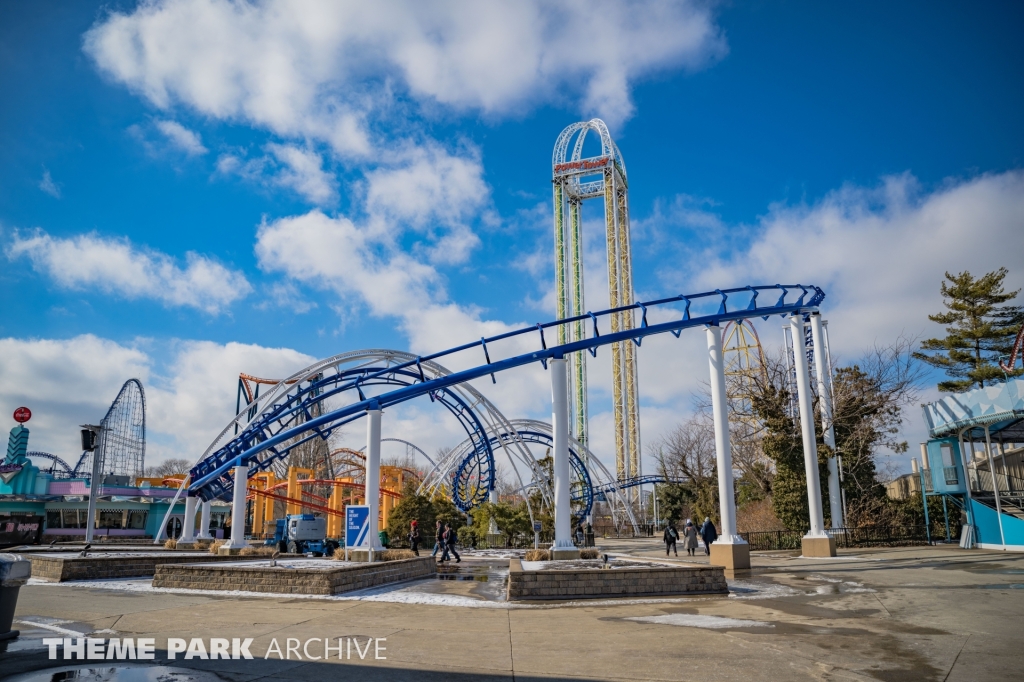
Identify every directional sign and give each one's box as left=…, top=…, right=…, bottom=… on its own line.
left=13, top=407, right=31, bottom=423
left=345, top=505, right=370, bottom=548
left=533, top=522, right=542, bottom=533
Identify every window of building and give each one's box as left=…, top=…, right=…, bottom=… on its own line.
left=62, top=509, right=82, bottom=528
left=126, top=510, right=147, bottom=529
left=98, top=509, right=124, bottom=529
left=941, top=444, right=955, bottom=467
left=46, top=510, right=62, bottom=529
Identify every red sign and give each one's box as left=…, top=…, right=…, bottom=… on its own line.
left=13, top=407, right=31, bottom=423
left=553, top=156, right=609, bottom=174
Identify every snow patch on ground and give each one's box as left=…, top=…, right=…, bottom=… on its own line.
left=626, top=614, right=773, bottom=629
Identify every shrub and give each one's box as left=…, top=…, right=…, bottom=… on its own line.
left=380, top=549, right=415, bottom=561
left=524, top=549, right=549, bottom=561
left=163, top=539, right=177, bottom=549
left=208, top=540, right=226, bottom=554
left=239, top=545, right=276, bottom=557
left=579, top=548, right=599, bottom=559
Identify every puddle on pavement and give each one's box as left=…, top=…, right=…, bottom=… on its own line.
left=7, top=666, right=221, bottom=682
left=416, top=561, right=508, bottom=601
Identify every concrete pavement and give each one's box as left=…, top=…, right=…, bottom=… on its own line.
left=3, top=539, right=1023, bottom=681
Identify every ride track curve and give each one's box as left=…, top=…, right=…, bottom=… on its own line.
left=181, top=284, right=825, bottom=516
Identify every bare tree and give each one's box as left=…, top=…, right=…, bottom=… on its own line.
left=651, top=414, right=720, bottom=523
left=143, top=458, right=192, bottom=477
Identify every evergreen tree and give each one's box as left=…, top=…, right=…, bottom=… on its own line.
left=914, top=268, right=1023, bottom=392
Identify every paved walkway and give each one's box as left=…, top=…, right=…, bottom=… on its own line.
left=3, top=540, right=1023, bottom=681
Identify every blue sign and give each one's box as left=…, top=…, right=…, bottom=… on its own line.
left=345, top=505, right=370, bottom=548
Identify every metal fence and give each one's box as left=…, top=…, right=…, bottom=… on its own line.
left=738, top=525, right=931, bottom=551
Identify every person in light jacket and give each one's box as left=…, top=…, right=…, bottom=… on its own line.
left=683, top=519, right=699, bottom=557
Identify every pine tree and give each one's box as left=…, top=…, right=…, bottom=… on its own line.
left=913, top=268, right=1023, bottom=392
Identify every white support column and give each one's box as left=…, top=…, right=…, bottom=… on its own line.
left=197, top=499, right=213, bottom=540
left=225, top=465, right=248, bottom=549
left=983, top=425, right=1006, bottom=547
left=488, top=488, right=499, bottom=534
left=790, top=315, right=830, bottom=548
left=179, top=495, right=198, bottom=543
left=550, top=357, right=578, bottom=557
left=706, top=324, right=750, bottom=569
left=707, top=324, right=740, bottom=542
left=365, top=407, right=384, bottom=550
left=810, top=313, right=843, bottom=528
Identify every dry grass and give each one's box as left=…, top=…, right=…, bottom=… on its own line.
left=331, top=548, right=415, bottom=561
left=194, top=539, right=213, bottom=549
left=579, top=548, right=599, bottom=559
left=524, top=549, right=549, bottom=561
left=736, top=498, right=785, bottom=533
left=239, top=545, right=277, bottom=557
left=163, top=539, right=177, bottom=549
left=208, top=540, right=226, bottom=554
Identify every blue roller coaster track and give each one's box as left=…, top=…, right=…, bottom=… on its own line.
left=188, top=284, right=824, bottom=505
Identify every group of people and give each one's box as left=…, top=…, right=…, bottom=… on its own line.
left=407, top=519, right=461, bottom=563
left=662, top=517, right=718, bottom=557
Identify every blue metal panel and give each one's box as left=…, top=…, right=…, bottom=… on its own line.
left=925, top=438, right=966, bottom=494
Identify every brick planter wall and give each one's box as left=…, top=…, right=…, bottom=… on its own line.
left=506, top=558, right=728, bottom=600
left=153, top=556, right=437, bottom=595
left=29, top=554, right=239, bottom=582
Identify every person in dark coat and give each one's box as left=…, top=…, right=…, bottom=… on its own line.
left=663, top=523, right=679, bottom=557
left=440, top=522, right=461, bottom=563
left=431, top=520, right=444, bottom=558
left=409, top=520, right=421, bottom=556
left=700, top=517, right=718, bottom=556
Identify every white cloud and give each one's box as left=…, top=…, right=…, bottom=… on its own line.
left=7, top=229, right=252, bottom=314
left=266, top=143, right=337, bottom=205
left=39, top=169, right=61, bottom=198
left=365, top=143, right=488, bottom=231
left=0, top=335, right=151, bottom=464
left=145, top=340, right=317, bottom=461
left=83, top=0, right=726, bottom=145
left=0, top=335, right=315, bottom=469
left=154, top=119, right=208, bottom=155
left=216, top=144, right=338, bottom=205
left=688, top=171, right=1024, bottom=358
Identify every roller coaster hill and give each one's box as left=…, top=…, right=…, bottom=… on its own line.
left=155, top=283, right=829, bottom=551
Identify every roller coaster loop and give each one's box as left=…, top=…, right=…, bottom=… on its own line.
left=1000, top=323, right=1024, bottom=373
left=188, top=284, right=824, bottom=502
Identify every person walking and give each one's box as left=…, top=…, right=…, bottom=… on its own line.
left=431, top=520, right=444, bottom=559
left=574, top=523, right=585, bottom=546
left=408, top=520, right=421, bottom=556
left=700, top=517, right=718, bottom=556
left=683, top=519, right=699, bottom=557
left=440, top=522, right=461, bottom=563
left=663, top=522, right=679, bottom=557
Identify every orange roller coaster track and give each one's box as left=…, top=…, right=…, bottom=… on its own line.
left=247, top=487, right=345, bottom=518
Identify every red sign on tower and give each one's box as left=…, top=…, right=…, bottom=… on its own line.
left=13, top=407, right=31, bottom=423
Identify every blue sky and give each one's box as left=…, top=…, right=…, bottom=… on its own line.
left=3, top=1, right=1024, bottom=478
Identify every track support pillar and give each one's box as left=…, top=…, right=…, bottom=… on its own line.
left=365, top=406, right=384, bottom=553
left=550, top=356, right=579, bottom=559
left=707, top=323, right=749, bottom=569
left=790, top=314, right=834, bottom=556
